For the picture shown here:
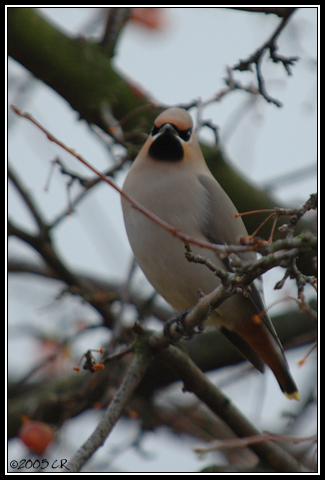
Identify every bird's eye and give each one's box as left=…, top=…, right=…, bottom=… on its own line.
left=179, top=128, right=192, bottom=142
left=151, top=125, right=159, bottom=136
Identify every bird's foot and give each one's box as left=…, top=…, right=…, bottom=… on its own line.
left=164, top=308, right=204, bottom=343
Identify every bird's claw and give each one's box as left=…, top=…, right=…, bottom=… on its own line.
left=163, top=308, right=204, bottom=342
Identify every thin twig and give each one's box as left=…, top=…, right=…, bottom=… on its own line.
left=233, top=10, right=299, bottom=106
left=109, top=256, right=137, bottom=349
left=66, top=347, right=152, bottom=472
left=279, top=193, right=318, bottom=238
left=49, top=155, right=129, bottom=230
left=10, top=105, right=255, bottom=257
left=10, top=106, right=317, bottom=335
left=195, top=432, right=316, bottom=453
left=8, top=165, right=47, bottom=231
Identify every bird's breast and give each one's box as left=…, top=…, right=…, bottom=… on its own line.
left=121, top=165, right=220, bottom=311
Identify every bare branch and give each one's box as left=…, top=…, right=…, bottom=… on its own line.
left=278, top=193, right=318, bottom=238
left=159, top=345, right=309, bottom=472
left=66, top=346, right=152, bottom=472
left=10, top=105, right=255, bottom=257
left=8, top=258, right=172, bottom=322
left=10, top=106, right=317, bottom=335
left=8, top=164, right=47, bottom=231
left=100, top=8, right=133, bottom=57
left=233, top=10, right=299, bottom=106
left=8, top=170, right=117, bottom=329
left=195, top=432, right=316, bottom=453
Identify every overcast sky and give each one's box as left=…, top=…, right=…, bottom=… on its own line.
left=8, top=8, right=318, bottom=472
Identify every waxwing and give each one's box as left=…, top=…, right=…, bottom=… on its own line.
left=122, top=107, right=299, bottom=400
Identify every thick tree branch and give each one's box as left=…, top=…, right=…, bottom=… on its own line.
left=100, top=7, right=133, bottom=56
left=65, top=323, right=310, bottom=472
left=7, top=7, right=150, bottom=133
left=160, top=346, right=309, bottom=472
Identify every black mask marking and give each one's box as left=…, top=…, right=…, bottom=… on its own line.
left=148, top=123, right=191, bottom=162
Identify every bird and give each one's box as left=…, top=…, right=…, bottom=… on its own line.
left=121, top=107, right=300, bottom=400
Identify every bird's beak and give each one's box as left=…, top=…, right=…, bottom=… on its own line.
left=159, top=123, right=178, bottom=137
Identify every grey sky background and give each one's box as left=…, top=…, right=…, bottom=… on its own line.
left=8, top=8, right=318, bottom=472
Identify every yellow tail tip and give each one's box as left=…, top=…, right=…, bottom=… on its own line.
left=284, top=391, right=300, bottom=401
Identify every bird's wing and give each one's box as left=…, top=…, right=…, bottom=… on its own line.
left=197, top=174, right=284, bottom=351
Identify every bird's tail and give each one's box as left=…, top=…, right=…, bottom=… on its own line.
left=234, top=320, right=300, bottom=400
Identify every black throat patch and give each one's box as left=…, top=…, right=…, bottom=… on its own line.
left=148, top=132, right=184, bottom=162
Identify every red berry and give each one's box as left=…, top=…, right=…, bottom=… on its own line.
left=19, top=418, right=55, bottom=455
